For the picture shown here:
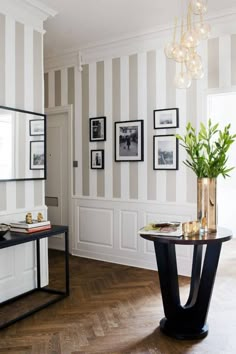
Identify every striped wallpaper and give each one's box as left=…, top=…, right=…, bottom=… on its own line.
left=0, top=13, right=44, bottom=213
left=44, top=33, right=236, bottom=204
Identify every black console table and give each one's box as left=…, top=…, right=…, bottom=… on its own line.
left=140, top=227, right=232, bottom=340
left=0, top=225, right=69, bottom=329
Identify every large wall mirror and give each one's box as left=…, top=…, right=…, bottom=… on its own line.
left=0, top=105, right=46, bottom=181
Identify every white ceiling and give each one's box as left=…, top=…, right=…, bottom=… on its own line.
left=41, top=0, right=236, bottom=58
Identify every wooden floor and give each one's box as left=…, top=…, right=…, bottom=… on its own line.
left=0, top=240, right=236, bottom=354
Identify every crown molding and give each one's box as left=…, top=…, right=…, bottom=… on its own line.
left=44, top=51, right=79, bottom=72
left=0, top=0, right=57, bottom=32
left=44, top=7, right=236, bottom=66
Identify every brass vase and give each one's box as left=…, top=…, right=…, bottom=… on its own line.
left=197, top=178, right=217, bottom=233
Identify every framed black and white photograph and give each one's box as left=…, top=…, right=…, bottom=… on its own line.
left=91, top=149, right=104, bottom=169
left=89, top=116, right=106, bottom=141
left=29, top=119, right=45, bottom=136
left=115, top=120, right=144, bottom=162
left=30, top=141, right=45, bottom=170
left=153, top=108, right=179, bottom=129
left=153, top=135, right=178, bottom=170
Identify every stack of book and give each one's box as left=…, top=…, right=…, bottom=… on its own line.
left=138, top=222, right=183, bottom=238
left=10, top=220, right=51, bottom=234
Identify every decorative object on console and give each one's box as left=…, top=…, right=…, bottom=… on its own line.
left=10, top=219, right=51, bottom=234
left=37, top=212, right=44, bottom=222
left=164, top=0, right=210, bottom=89
left=115, top=120, right=144, bottom=162
left=26, top=212, right=33, bottom=224
left=153, top=135, right=178, bottom=170
left=176, top=120, right=236, bottom=232
left=154, top=108, right=179, bottom=129
left=89, top=116, right=106, bottom=141
left=91, top=149, right=104, bottom=169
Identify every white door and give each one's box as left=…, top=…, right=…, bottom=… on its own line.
left=46, top=111, right=69, bottom=250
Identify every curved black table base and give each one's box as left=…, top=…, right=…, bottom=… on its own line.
left=154, top=241, right=222, bottom=340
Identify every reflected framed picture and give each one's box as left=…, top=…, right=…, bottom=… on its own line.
left=91, top=149, right=104, bottom=169
left=153, top=135, right=178, bottom=170
left=115, top=120, right=144, bottom=162
left=29, top=119, right=45, bottom=136
left=30, top=141, right=45, bottom=170
left=89, top=116, right=106, bottom=141
left=153, top=108, right=179, bottom=129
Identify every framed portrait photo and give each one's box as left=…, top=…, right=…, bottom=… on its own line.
left=153, top=135, right=178, bottom=170
left=29, top=119, right=45, bottom=136
left=91, top=149, right=104, bottom=169
left=89, top=116, right=106, bottom=141
left=153, top=108, right=179, bottom=129
left=30, top=141, right=45, bottom=170
left=115, top=120, right=144, bottom=162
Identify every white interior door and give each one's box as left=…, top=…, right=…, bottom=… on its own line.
left=46, top=111, right=69, bottom=250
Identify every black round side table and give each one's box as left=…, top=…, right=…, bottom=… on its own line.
left=140, top=227, right=232, bottom=340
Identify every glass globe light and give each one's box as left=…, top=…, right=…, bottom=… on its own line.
left=186, top=53, right=202, bottom=72
left=190, top=66, right=204, bottom=79
left=191, top=0, right=207, bottom=15
left=164, top=42, right=176, bottom=59
left=182, top=30, right=200, bottom=48
left=172, top=44, right=189, bottom=63
left=194, top=22, right=211, bottom=40
left=175, top=71, right=192, bottom=89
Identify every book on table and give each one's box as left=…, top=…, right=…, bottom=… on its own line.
left=139, top=222, right=183, bottom=238
left=10, top=220, right=51, bottom=229
left=10, top=224, right=52, bottom=234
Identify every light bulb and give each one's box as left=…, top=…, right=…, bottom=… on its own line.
left=191, top=0, right=207, bottom=15
left=175, top=71, right=192, bottom=89
left=164, top=42, right=176, bottom=59
left=190, top=66, right=204, bottom=79
left=182, top=30, right=200, bottom=48
left=194, top=22, right=211, bottom=40
left=186, top=53, right=202, bottom=72
left=172, top=44, right=189, bottom=63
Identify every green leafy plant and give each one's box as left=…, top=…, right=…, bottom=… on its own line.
left=176, top=119, right=236, bottom=178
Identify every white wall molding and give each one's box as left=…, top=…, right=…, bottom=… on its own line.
left=73, top=197, right=196, bottom=276
left=44, top=52, right=79, bottom=72
left=0, top=0, right=57, bottom=32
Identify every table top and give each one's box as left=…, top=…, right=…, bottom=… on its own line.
left=0, top=225, right=68, bottom=249
left=139, top=227, right=232, bottom=245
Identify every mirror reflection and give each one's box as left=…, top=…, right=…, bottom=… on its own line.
left=0, top=106, right=46, bottom=181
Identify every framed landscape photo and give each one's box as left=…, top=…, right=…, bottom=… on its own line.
left=91, top=149, right=104, bottom=169
left=30, top=141, right=45, bottom=170
left=89, top=116, right=106, bottom=141
left=153, top=135, right=178, bottom=170
left=153, top=108, right=179, bottom=129
left=115, top=120, right=144, bottom=162
left=29, top=119, right=45, bottom=136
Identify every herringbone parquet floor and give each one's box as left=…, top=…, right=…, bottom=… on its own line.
left=0, top=239, right=235, bottom=354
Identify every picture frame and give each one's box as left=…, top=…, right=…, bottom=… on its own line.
left=91, top=149, right=104, bottom=169
left=115, top=120, right=144, bottom=162
left=153, top=135, right=178, bottom=170
left=30, top=141, right=45, bottom=170
left=29, top=119, right=45, bottom=136
left=89, top=116, right=106, bottom=141
left=153, top=108, right=179, bottom=129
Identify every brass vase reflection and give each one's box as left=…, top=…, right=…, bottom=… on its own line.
left=197, top=178, right=217, bottom=233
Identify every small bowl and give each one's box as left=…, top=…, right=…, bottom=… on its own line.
left=182, top=221, right=200, bottom=237
left=0, top=224, right=9, bottom=238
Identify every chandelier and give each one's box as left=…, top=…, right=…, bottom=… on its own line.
left=164, top=0, right=210, bottom=89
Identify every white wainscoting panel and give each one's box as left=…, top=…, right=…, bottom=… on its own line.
left=78, top=207, right=113, bottom=247
left=73, top=198, right=196, bottom=276
left=120, top=211, right=138, bottom=251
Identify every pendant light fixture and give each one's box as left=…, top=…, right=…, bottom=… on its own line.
left=165, top=0, right=210, bottom=89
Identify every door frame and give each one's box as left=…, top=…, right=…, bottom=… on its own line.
left=45, top=105, right=73, bottom=253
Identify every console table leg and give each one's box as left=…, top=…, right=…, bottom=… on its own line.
left=36, top=239, right=41, bottom=289
left=65, top=231, right=70, bottom=296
